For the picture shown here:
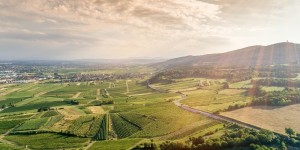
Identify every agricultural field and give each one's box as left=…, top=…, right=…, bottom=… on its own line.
left=4, top=74, right=295, bottom=149
left=181, top=88, right=251, bottom=113
left=88, top=138, right=143, bottom=150
left=152, top=78, right=224, bottom=92
left=0, top=77, right=222, bottom=149
left=0, top=119, right=27, bottom=134
left=221, top=104, right=300, bottom=134
left=4, top=133, right=90, bottom=149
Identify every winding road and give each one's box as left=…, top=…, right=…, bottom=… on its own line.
left=148, top=83, right=262, bottom=130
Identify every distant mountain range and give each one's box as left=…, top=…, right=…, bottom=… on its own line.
left=157, top=42, right=300, bottom=67
left=1, top=58, right=167, bottom=66
left=75, top=58, right=167, bottom=65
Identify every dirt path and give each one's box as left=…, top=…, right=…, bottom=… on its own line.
left=84, top=141, right=96, bottom=150
left=0, top=88, right=20, bottom=96
left=87, top=106, right=105, bottom=114
left=128, top=93, right=152, bottom=97
left=96, top=89, right=100, bottom=100
left=34, top=91, right=47, bottom=97
left=72, top=92, right=82, bottom=98
left=126, top=80, right=129, bottom=93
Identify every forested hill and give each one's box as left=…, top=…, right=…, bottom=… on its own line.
left=157, top=42, right=300, bottom=67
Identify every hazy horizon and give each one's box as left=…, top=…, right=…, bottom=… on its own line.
left=1, top=0, right=300, bottom=60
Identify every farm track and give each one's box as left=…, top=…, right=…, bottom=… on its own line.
left=96, top=89, right=100, bottom=100
left=148, top=84, right=262, bottom=131
left=34, top=91, right=47, bottom=97
left=72, top=92, right=82, bottom=99
left=0, top=88, right=20, bottom=96
left=126, top=80, right=129, bottom=93
left=84, top=141, right=96, bottom=150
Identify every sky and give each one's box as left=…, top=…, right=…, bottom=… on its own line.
left=1, top=0, right=300, bottom=60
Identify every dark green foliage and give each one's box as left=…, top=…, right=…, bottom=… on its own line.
left=67, top=100, right=79, bottom=105
left=90, top=100, right=114, bottom=106
left=285, top=128, right=295, bottom=137
left=37, top=107, right=52, bottom=112
left=133, top=142, right=158, bottom=150
left=160, top=141, right=189, bottom=150
left=280, top=142, right=287, bottom=150
left=94, top=114, right=109, bottom=140
left=158, top=125, right=289, bottom=150
left=250, top=144, right=274, bottom=150
left=252, top=78, right=300, bottom=87
left=252, top=88, right=300, bottom=106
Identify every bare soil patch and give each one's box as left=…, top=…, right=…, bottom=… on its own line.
left=87, top=106, right=105, bottom=114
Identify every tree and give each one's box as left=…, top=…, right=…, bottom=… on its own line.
left=280, top=142, right=287, bottom=150
left=285, top=128, right=295, bottom=137
left=223, top=82, right=230, bottom=89
left=1, top=104, right=7, bottom=109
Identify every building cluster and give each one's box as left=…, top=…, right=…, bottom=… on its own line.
left=0, top=71, right=50, bottom=84
left=55, top=73, right=148, bottom=83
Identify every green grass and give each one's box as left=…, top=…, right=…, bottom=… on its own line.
left=153, top=78, right=224, bottom=91
left=88, top=138, right=142, bottom=150
left=181, top=89, right=251, bottom=112
left=229, top=80, right=252, bottom=89
left=0, top=142, right=19, bottom=150
left=262, top=86, right=285, bottom=92
left=4, top=133, right=89, bottom=149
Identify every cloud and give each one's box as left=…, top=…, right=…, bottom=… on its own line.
left=1, top=0, right=299, bottom=60
left=0, top=0, right=225, bottom=59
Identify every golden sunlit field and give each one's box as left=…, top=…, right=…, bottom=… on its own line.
left=221, top=104, right=300, bottom=134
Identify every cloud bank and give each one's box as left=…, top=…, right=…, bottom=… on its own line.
left=0, top=0, right=299, bottom=60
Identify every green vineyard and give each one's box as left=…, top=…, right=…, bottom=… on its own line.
left=66, top=115, right=104, bottom=137
left=110, top=113, right=140, bottom=138
left=94, top=114, right=109, bottom=140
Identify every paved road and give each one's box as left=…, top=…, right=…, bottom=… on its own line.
left=148, top=83, right=261, bottom=130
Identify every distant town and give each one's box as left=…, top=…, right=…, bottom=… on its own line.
left=0, top=63, right=150, bottom=84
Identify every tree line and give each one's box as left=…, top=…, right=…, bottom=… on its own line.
left=133, top=124, right=300, bottom=150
